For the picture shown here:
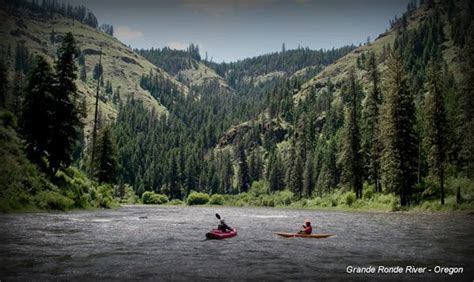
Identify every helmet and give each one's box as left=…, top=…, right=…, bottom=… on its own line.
left=304, top=219, right=311, bottom=226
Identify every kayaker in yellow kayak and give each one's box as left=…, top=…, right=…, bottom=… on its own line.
left=298, top=219, right=312, bottom=234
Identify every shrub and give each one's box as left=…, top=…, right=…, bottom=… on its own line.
left=34, top=191, right=74, bottom=211
left=97, top=184, right=117, bottom=208
left=142, top=191, right=169, bottom=204
left=273, top=190, right=294, bottom=206
left=121, top=185, right=140, bottom=204
left=186, top=191, right=209, bottom=205
left=249, top=180, right=269, bottom=197
left=209, top=194, right=225, bottom=205
left=168, top=199, right=183, bottom=205
left=363, top=184, right=375, bottom=200
left=343, top=192, right=356, bottom=206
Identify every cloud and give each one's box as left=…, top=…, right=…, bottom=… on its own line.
left=179, top=0, right=279, bottom=17
left=166, top=41, right=188, bottom=50
left=115, top=26, right=144, bottom=41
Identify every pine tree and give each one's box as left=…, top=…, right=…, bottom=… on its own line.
left=21, top=56, right=55, bottom=170
left=93, top=125, right=118, bottom=184
left=303, top=156, right=314, bottom=197
left=48, top=32, right=82, bottom=173
left=93, top=62, right=103, bottom=80
left=362, top=52, right=382, bottom=191
left=458, top=26, right=474, bottom=177
left=338, top=69, right=363, bottom=198
left=249, top=150, right=262, bottom=183
left=184, top=155, right=197, bottom=196
left=168, top=155, right=181, bottom=199
left=15, top=43, right=30, bottom=74
left=424, top=60, right=448, bottom=205
left=236, top=144, right=250, bottom=193
left=268, top=152, right=285, bottom=192
left=380, top=52, right=418, bottom=206
left=11, top=71, right=25, bottom=117
left=220, top=153, right=234, bottom=194
left=288, top=143, right=304, bottom=198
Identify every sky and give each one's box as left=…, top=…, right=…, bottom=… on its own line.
left=63, top=0, right=410, bottom=62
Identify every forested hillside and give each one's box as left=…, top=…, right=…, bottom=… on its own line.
left=0, top=0, right=189, bottom=137
left=0, top=0, right=472, bottom=212
left=117, top=0, right=473, bottom=210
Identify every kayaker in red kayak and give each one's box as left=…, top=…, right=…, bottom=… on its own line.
left=298, top=219, right=312, bottom=234
left=215, top=213, right=233, bottom=232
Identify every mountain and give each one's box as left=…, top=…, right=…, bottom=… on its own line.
left=0, top=0, right=188, bottom=139
left=0, top=0, right=472, bottom=212
left=294, top=0, right=464, bottom=104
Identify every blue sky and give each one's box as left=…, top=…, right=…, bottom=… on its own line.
left=65, top=0, right=410, bottom=62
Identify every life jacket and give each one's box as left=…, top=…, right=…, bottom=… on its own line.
left=303, top=224, right=312, bottom=234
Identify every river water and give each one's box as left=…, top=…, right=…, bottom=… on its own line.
left=0, top=206, right=473, bottom=281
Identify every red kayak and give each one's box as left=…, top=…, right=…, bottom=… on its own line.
left=206, top=228, right=237, bottom=240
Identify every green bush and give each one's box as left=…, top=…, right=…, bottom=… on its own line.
left=168, top=199, right=183, bottom=205
left=120, top=185, right=140, bottom=204
left=343, top=192, right=356, bottom=206
left=363, top=184, right=375, bottom=200
left=186, top=191, right=209, bottom=205
left=142, top=191, right=169, bottom=204
left=34, top=191, right=74, bottom=211
left=249, top=180, right=269, bottom=197
left=97, top=184, right=117, bottom=208
left=209, top=194, right=225, bottom=205
left=273, top=190, right=294, bottom=206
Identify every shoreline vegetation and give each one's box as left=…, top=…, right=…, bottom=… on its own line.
left=121, top=180, right=474, bottom=214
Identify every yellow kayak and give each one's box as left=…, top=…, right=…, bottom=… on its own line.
left=276, top=232, right=334, bottom=238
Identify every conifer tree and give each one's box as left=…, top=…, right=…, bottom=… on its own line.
left=11, top=71, right=25, bottom=117
left=21, top=56, right=55, bottom=170
left=236, top=144, right=250, bottom=193
left=49, top=32, right=82, bottom=173
left=168, top=154, right=181, bottom=199
left=362, top=52, right=382, bottom=191
left=380, top=52, right=418, bottom=206
left=458, top=27, right=474, bottom=177
left=338, top=69, right=363, bottom=198
left=93, top=125, right=118, bottom=184
left=184, top=155, right=197, bottom=196
left=424, top=60, right=448, bottom=205
left=268, top=152, right=285, bottom=192
left=220, top=153, right=234, bottom=194
left=289, top=153, right=304, bottom=198
left=303, top=156, right=314, bottom=197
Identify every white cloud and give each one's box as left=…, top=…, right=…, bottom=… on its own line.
left=166, top=41, right=188, bottom=50
left=115, top=26, right=144, bottom=42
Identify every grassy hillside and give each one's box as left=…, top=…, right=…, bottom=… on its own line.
left=294, top=1, right=462, bottom=103
left=136, top=47, right=231, bottom=92
left=0, top=3, right=189, bottom=138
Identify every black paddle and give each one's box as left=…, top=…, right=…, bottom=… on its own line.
left=215, top=213, right=221, bottom=220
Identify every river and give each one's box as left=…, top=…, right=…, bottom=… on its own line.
left=0, top=206, right=473, bottom=281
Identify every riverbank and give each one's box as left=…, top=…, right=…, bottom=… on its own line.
left=129, top=188, right=474, bottom=214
